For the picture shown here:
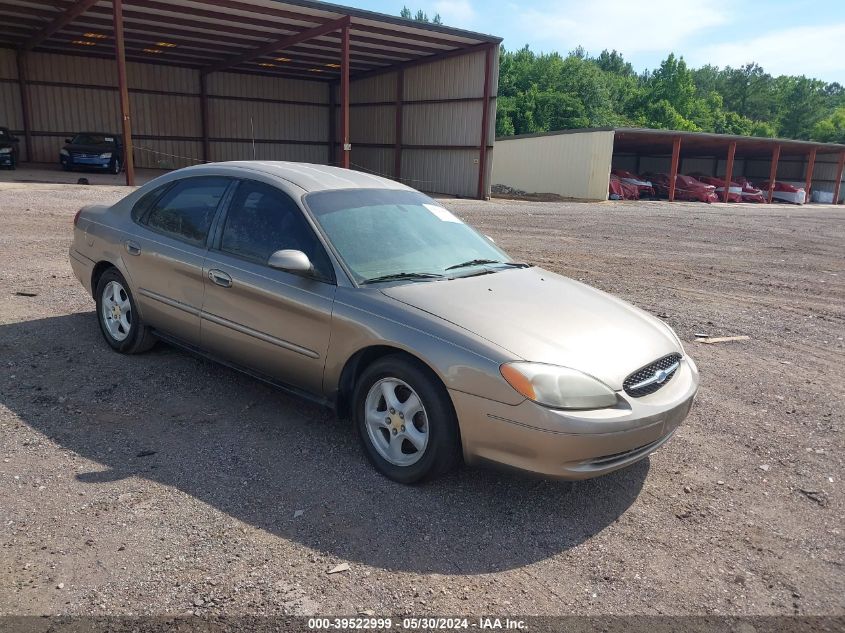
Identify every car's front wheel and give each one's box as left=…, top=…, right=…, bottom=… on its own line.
left=110, top=158, right=121, bottom=174
left=94, top=268, right=156, bottom=354
left=354, top=355, right=461, bottom=483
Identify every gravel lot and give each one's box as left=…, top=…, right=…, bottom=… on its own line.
left=1, top=182, right=843, bottom=617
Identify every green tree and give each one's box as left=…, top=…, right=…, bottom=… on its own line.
left=400, top=7, right=441, bottom=23
left=494, top=44, right=841, bottom=142
left=811, top=107, right=845, bottom=143
left=776, top=76, right=827, bottom=139
left=750, top=121, right=777, bottom=137
left=594, top=49, right=634, bottom=77
left=647, top=54, right=696, bottom=119
left=691, top=64, right=721, bottom=95
left=721, top=63, right=773, bottom=121
left=495, top=98, right=516, bottom=137
left=644, top=100, right=699, bottom=131
left=537, top=91, right=590, bottom=130
left=719, top=111, right=755, bottom=136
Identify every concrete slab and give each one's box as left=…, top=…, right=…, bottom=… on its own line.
left=0, top=162, right=167, bottom=187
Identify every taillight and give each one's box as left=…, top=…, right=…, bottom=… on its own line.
left=73, top=209, right=82, bottom=226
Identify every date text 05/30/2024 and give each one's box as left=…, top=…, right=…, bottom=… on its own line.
left=307, top=617, right=527, bottom=630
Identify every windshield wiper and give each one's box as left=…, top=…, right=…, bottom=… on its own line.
left=445, top=259, right=532, bottom=271
left=361, top=272, right=444, bottom=285
left=445, top=258, right=502, bottom=270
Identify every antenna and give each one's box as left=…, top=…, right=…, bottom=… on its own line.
left=250, top=116, right=256, bottom=159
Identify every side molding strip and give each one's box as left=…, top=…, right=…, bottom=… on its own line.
left=138, top=288, right=319, bottom=360
left=138, top=288, right=201, bottom=316
left=201, top=311, right=319, bottom=359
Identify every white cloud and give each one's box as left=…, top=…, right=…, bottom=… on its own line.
left=689, top=23, right=845, bottom=81
left=433, top=0, right=476, bottom=24
left=511, top=0, right=728, bottom=54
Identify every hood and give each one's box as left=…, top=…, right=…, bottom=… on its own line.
left=381, top=267, right=681, bottom=390
left=65, top=143, right=119, bottom=153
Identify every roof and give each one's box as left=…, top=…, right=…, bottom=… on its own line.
left=188, top=160, right=412, bottom=192
left=497, top=127, right=845, bottom=158
left=0, top=0, right=501, bottom=82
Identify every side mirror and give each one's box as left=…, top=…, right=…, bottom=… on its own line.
left=267, top=249, right=313, bottom=274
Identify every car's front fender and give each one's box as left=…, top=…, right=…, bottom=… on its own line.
left=323, top=287, right=525, bottom=407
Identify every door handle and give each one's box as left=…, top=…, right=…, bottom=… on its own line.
left=125, top=240, right=141, bottom=256
left=208, top=269, right=232, bottom=288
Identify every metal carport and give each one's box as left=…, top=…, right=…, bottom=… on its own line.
left=612, top=128, right=845, bottom=204
left=0, top=0, right=500, bottom=198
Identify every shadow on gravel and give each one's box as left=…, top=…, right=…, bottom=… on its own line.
left=1, top=313, right=647, bottom=574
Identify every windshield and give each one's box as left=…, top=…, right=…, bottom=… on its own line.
left=71, top=134, right=116, bottom=146
left=304, top=189, right=511, bottom=284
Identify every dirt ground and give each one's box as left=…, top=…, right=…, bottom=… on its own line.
left=0, top=182, right=843, bottom=618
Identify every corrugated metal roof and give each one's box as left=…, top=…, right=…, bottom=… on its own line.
left=0, top=0, right=501, bottom=82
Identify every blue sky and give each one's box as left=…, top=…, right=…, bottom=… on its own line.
left=350, top=0, right=845, bottom=82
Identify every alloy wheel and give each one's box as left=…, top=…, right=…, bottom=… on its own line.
left=101, top=280, right=132, bottom=341
left=364, top=377, right=429, bottom=466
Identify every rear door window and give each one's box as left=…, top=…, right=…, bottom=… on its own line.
left=145, top=177, right=230, bottom=246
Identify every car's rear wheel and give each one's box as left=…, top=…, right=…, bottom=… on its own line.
left=95, top=268, right=156, bottom=354
left=354, top=355, right=460, bottom=483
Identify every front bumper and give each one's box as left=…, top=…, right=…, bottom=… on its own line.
left=61, top=155, right=112, bottom=169
left=452, top=356, right=699, bottom=479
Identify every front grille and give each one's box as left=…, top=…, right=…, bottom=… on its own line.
left=623, top=353, right=682, bottom=398
left=585, top=436, right=664, bottom=467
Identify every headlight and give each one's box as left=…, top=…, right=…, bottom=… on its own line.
left=60, top=149, right=69, bottom=156
left=99, top=152, right=112, bottom=159
left=500, top=362, right=619, bottom=410
left=0, top=147, right=11, bottom=154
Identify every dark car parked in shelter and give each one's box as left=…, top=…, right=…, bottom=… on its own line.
left=0, top=127, right=20, bottom=169
left=60, top=133, right=123, bottom=174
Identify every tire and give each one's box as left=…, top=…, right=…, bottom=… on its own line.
left=353, top=354, right=461, bottom=483
left=62, top=162, right=71, bottom=171
left=110, top=158, right=121, bottom=175
left=94, top=267, right=157, bottom=354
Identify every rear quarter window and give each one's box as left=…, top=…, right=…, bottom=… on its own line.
left=131, top=183, right=171, bottom=223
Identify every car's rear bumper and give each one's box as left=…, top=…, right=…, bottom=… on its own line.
left=452, top=355, right=699, bottom=480
left=69, top=246, right=95, bottom=295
